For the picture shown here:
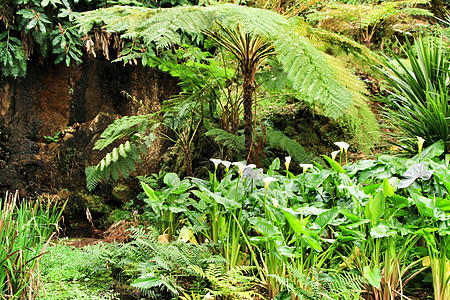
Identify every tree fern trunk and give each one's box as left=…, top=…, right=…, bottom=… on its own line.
left=243, top=73, right=255, bottom=163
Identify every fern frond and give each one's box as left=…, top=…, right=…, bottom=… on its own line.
left=274, top=20, right=353, bottom=120
left=86, top=140, right=148, bottom=190
left=205, top=128, right=245, bottom=153
left=265, top=127, right=312, bottom=163
left=324, top=54, right=380, bottom=151
left=93, top=114, right=152, bottom=150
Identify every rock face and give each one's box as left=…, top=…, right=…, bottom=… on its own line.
left=0, top=57, right=179, bottom=221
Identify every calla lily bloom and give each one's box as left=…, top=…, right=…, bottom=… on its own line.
left=247, top=164, right=257, bottom=169
left=331, top=150, right=340, bottom=160
left=220, top=160, right=232, bottom=172
left=285, top=156, right=291, bottom=170
left=334, top=142, right=349, bottom=153
left=272, top=198, right=279, bottom=208
left=417, top=136, right=425, bottom=154
left=210, top=158, right=222, bottom=170
left=300, top=164, right=314, bottom=173
left=263, top=176, right=278, bottom=190
left=232, top=162, right=247, bottom=176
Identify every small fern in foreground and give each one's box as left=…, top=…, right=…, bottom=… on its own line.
left=131, top=242, right=226, bottom=299
left=190, top=264, right=264, bottom=300
left=271, top=265, right=366, bottom=300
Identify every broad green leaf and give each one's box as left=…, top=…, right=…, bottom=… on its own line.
left=131, top=273, right=162, bottom=289
left=418, top=228, right=439, bottom=255
left=343, top=219, right=370, bottom=230
left=141, top=182, right=159, bottom=203
left=315, top=207, right=339, bottom=229
left=278, top=245, right=295, bottom=257
left=322, top=155, right=346, bottom=173
left=268, top=157, right=280, bottom=175
left=274, top=290, right=291, bottom=300
left=303, top=235, right=322, bottom=252
left=248, top=217, right=282, bottom=239
left=164, top=173, right=181, bottom=187
left=418, top=140, right=445, bottom=159
left=364, top=190, right=385, bottom=225
left=382, top=178, right=395, bottom=197
left=363, top=266, right=381, bottom=289
left=413, top=195, right=447, bottom=221
left=212, top=193, right=241, bottom=210
left=370, top=224, right=396, bottom=238
left=282, top=209, right=305, bottom=235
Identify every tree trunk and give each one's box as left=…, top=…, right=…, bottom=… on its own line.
left=243, top=73, right=255, bottom=163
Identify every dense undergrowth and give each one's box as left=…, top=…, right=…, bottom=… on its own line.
left=1, top=0, right=450, bottom=300
left=9, top=140, right=445, bottom=300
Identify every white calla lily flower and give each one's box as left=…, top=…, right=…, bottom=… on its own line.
left=263, top=176, right=278, bottom=190
left=300, top=164, right=314, bottom=173
left=232, top=162, right=246, bottom=176
left=220, top=160, right=232, bottom=172
left=331, top=150, right=340, bottom=161
left=210, top=158, right=222, bottom=169
left=417, top=136, right=425, bottom=154
left=285, top=156, right=291, bottom=170
left=272, top=198, right=279, bottom=208
left=334, top=142, right=349, bottom=153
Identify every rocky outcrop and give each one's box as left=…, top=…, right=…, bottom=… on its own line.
left=0, top=57, right=179, bottom=214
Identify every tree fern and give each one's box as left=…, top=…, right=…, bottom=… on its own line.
left=76, top=4, right=379, bottom=144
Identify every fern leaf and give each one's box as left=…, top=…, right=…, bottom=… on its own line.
left=94, top=114, right=151, bottom=150
left=265, top=127, right=311, bottom=163
left=205, top=128, right=245, bottom=153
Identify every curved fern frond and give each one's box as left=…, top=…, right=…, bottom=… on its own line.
left=274, top=20, right=353, bottom=120
left=94, top=114, right=152, bottom=150
left=205, top=128, right=245, bottom=153
left=77, top=4, right=287, bottom=48
left=86, top=140, right=148, bottom=190
left=265, top=127, right=312, bottom=163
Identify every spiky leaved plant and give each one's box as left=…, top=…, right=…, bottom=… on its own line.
left=379, top=35, right=450, bottom=155
left=205, top=23, right=276, bottom=162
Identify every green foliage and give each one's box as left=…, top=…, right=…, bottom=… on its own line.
left=0, top=31, right=27, bottom=77
left=39, top=242, right=118, bottom=300
left=86, top=115, right=158, bottom=191
left=131, top=241, right=225, bottom=298
left=0, top=193, right=65, bottom=299
left=308, top=0, right=433, bottom=47
left=206, top=125, right=312, bottom=164
left=205, top=128, right=245, bottom=154
left=0, top=0, right=86, bottom=77
left=272, top=266, right=366, bottom=300
left=380, top=35, right=450, bottom=154
left=77, top=3, right=379, bottom=148
left=190, top=264, right=263, bottom=299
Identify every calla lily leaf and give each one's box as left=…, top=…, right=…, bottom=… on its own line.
left=398, top=163, right=434, bottom=188
left=363, top=266, right=381, bottom=289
